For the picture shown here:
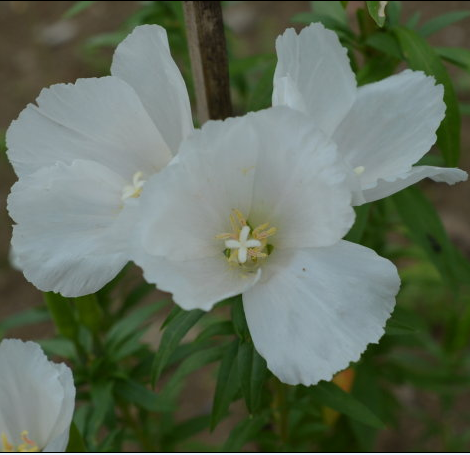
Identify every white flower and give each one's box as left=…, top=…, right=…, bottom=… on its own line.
left=272, top=23, right=468, bottom=205
left=0, top=339, right=75, bottom=452
left=6, top=25, right=193, bottom=297
left=131, top=107, right=401, bottom=386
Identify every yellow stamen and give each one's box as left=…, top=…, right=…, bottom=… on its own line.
left=1, top=431, right=39, bottom=453
left=216, top=209, right=276, bottom=266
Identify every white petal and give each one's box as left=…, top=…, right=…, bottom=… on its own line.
left=7, top=76, right=171, bottom=179
left=0, top=340, right=75, bottom=451
left=132, top=251, right=261, bottom=311
left=333, top=70, right=446, bottom=190
left=44, top=363, right=75, bottom=451
left=248, top=107, right=354, bottom=249
left=111, top=25, right=193, bottom=153
left=136, top=115, right=259, bottom=261
left=243, top=242, right=400, bottom=385
left=362, top=165, right=468, bottom=203
left=8, top=160, right=131, bottom=297
left=273, top=23, right=356, bottom=136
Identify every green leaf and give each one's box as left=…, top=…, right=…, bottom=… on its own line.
left=0, top=307, right=49, bottom=337
left=392, top=187, right=470, bottom=287
left=88, top=382, right=114, bottom=437
left=237, top=341, right=268, bottom=413
left=38, top=337, right=76, bottom=358
left=62, top=1, right=95, bottom=19
left=344, top=204, right=371, bottom=243
left=115, top=379, right=173, bottom=413
left=460, top=103, right=470, bottom=116
left=170, top=415, right=212, bottom=444
left=365, top=33, right=402, bottom=59
left=310, top=381, right=385, bottom=428
left=419, top=10, right=470, bottom=37
left=394, top=26, right=460, bottom=166
left=195, top=320, right=234, bottom=342
left=162, top=344, right=227, bottom=400
left=366, top=1, right=387, bottom=27
left=211, top=339, right=240, bottom=430
left=385, top=1, right=401, bottom=27
left=106, top=300, right=169, bottom=349
left=385, top=317, right=418, bottom=336
left=312, top=1, right=348, bottom=25
left=406, top=11, right=421, bottom=29
left=44, top=292, right=78, bottom=340
left=231, top=296, right=250, bottom=339
left=356, top=54, right=398, bottom=85
left=74, top=294, right=103, bottom=334
left=291, top=12, right=355, bottom=43
left=246, top=60, right=276, bottom=112
left=223, top=414, right=270, bottom=452
left=151, top=308, right=204, bottom=383
left=436, top=46, right=470, bottom=72
left=66, top=422, right=87, bottom=452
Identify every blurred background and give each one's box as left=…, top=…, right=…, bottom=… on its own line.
left=1, top=1, right=470, bottom=451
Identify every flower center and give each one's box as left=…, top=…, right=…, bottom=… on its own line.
left=1, top=432, right=39, bottom=453
left=353, top=166, right=365, bottom=176
left=121, top=171, right=146, bottom=201
left=216, top=209, right=276, bottom=265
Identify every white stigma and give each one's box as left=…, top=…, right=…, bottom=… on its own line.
left=121, top=171, right=146, bottom=201
left=354, top=166, right=365, bottom=176
left=225, top=225, right=262, bottom=264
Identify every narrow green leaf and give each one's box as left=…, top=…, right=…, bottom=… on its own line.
left=392, top=187, right=470, bottom=287
left=406, top=11, right=421, bottom=29
left=385, top=1, right=401, bottom=27
left=356, top=54, right=398, bottom=85
left=231, top=296, right=249, bottom=340
left=394, top=26, right=460, bottom=166
left=66, top=422, right=87, bottom=452
left=246, top=60, right=276, bottom=112
left=436, top=46, right=470, bottom=72
left=291, top=12, right=355, bottom=43
left=419, top=10, right=470, bottom=37
left=195, top=320, right=234, bottom=342
left=223, top=414, right=269, bottom=452
left=365, top=32, right=402, bottom=59
left=171, top=415, right=212, bottom=443
left=151, top=309, right=204, bottom=383
left=115, top=379, right=173, bottom=413
left=310, top=381, right=384, bottom=428
left=62, top=1, right=95, bottom=19
left=88, top=382, right=114, bottom=437
left=43, top=292, right=78, bottom=340
left=106, top=300, right=169, bottom=348
left=237, top=341, right=268, bottom=413
left=460, top=103, right=470, bottom=116
left=344, top=204, right=371, bottom=243
left=366, top=1, right=387, bottom=27
left=385, top=317, right=418, bottom=336
left=162, top=344, right=227, bottom=400
left=211, top=339, right=240, bottom=430
left=0, top=307, right=49, bottom=337
left=312, top=1, right=348, bottom=25
left=38, top=337, right=76, bottom=358
left=74, top=294, right=103, bottom=334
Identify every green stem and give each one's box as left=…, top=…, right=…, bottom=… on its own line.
left=119, top=402, right=155, bottom=452
left=272, top=379, right=289, bottom=444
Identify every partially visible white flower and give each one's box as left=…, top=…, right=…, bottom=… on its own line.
left=6, top=25, right=193, bottom=296
left=273, top=23, right=468, bottom=205
left=0, top=339, right=75, bottom=452
left=132, top=107, right=400, bottom=386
